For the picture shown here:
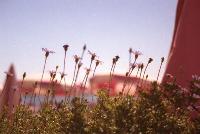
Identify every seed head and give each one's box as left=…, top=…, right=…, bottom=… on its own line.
left=84, top=67, right=91, bottom=75
left=73, top=55, right=81, bottom=63
left=138, top=63, right=144, bottom=70
left=146, top=75, right=148, bottom=79
left=49, top=70, right=56, bottom=78
left=115, top=55, right=120, bottom=62
left=112, top=58, right=116, bottom=64
left=125, top=72, right=129, bottom=77
left=60, top=72, right=67, bottom=80
left=33, top=82, right=38, bottom=88
left=95, top=59, right=103, bottom=66
left=148, top=58, right=153, bottom=64
left=137, top=63, right=143, bottom=69
left=42, top=48, right=55, bottom=58
left=23, top=72, right=26, bottom=79
left=130, top=63, right=136, bottom=70
left=161, top=57, right=164, bottom=63
left=56, top=65, right=59, bottom=70
left=83, top=44, right=87, bottom=51
left=129, top=48, right=133, bottom=53
left=133, top=50, right=142, bottom=60
left=88, top=50, right=97, bottom=61
left=63, top=44, right=69, bottom=51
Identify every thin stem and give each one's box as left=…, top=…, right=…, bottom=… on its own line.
left=38, top=57, right=47, bottom=105
left=63, top=51, right=68, bottom=103
left=156, top=62, right=163, bottom=82
left=92, top=65, right=97, bottom=77
left=81, top=73, right=88, bottom=99
left=108, top=64, right=114, bottom=93
left=141, top=63, right=149, bottom=86
left=127, top=68, right=139, bottom=95
left=19, top=78, right=25, bottom=103
left=23, top=92, right=27, bottom=105
left=91, top=65, right=97, bottom=101
left=71, top=63, right=78, bottom=87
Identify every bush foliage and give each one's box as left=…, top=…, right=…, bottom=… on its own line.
left=0, top=79, right=200, bottom=134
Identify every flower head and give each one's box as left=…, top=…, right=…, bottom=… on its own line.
left=137, top=63, right=144, bottom=70
left=33, top=81, right=38, bottom=88
left=56, top=65, right=59, bottom=70
left=95, top=59, right=103, bottom=66
left=129, top=48, right=133, bottom=53
left=130, top=63, right=136, bottom=70
left=88, top=50, right=97, bottom=61
left=125, top=72, right=129, bottom=77
left=84, top=67, right=92, bottom=75
left=115, top=55, right=120, bottom=62
left=23, top=72, right=26, bottom=79
left=161, top=57, right=165, bottom=63
left=83, top=44, right=87, bottom=51
left=49, top=70, right=56, bottom=79
left=73, top=55, right=81, bottom=63
left=133, top=50, right=142, bottom=60
left=63, top=44, right=69, bottom=51
left=42, top=48, right=55, bottom=58
left=60, top=72, right=67, bottom=80
left=148, top=58, right=153, bottom=64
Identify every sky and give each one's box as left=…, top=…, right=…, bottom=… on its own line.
left=0, top=0, right=177, bottom=88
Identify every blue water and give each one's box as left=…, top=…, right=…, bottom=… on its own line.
left=21, top=95, right=98, bottom=106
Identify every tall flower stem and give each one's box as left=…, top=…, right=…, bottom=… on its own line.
left=81, top=72, right=88, bottom=99
left=71, top=63, right=78, bottom=87
left=23, top=92, right=28, bottom=105
left=108, top=55, right=119, bottom=94
left=156, top=57, right=164, bottom=82
left=140, top=63, right=149, bottom=86
left=68, top=63, right=82, bottom=101
left=19, top=72, right=26, bottom=103
left=141, top=58, right=153, bottom=86
left=29, top=82, right=37, bottom=108
left=127, top=68, right=139, bottom=95
left=108, top=63, right=115, bottom=93
left=38, top=56, right=47, bottom=105
left=121, top=59, right=137, bottom=94
left=129, top=48, right=132, bottom=70
left=62, top=45, right=69, bottom=102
